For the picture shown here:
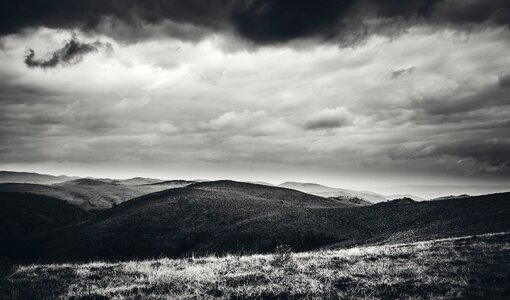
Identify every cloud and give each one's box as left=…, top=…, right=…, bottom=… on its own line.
left=304, top=107, right=353, bottom=130
left=24, top=35, right=112, bottom=69
left=231, top=0, right=356, bottom=43
left=1, top=25, right=510, bottom=185
left=498, top=73, right=510, bottom=87
left=390, top=67, right=416, bottom=79
left=208, top=110, right=266, bottom=131
left=1, top=0, right=510, bottom=45
left=206, top=110, right=292, bottom=136
left=413, top=80, right=510, bottom=116
left=387, top=138, right=510, bottom=174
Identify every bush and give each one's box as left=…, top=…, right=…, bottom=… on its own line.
left=270, top=245, right=296, bottom=270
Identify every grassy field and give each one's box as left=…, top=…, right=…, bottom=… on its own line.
left=3, top=232, right=509, bottom=299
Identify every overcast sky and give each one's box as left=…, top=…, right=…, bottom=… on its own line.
left=1, top=0, right=509, bottom=197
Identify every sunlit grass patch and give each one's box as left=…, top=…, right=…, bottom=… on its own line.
left=4, top=232, right=510, bottom=299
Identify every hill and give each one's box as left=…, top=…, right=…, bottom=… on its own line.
left=327, top=196, right=372, bottom=206
left=0, top=180, right=183, bottom=210
left=13, top=181, right=356, bottom=262
left=385, top=194, right=425, bottom=201
left=58, top=178, right=115, bottom=187
left=141, top=180, right=197, bottom=188
left=0, top=171, right=77, bottom=184
left=279, top=182, right=387, bottom=203
left=0, top=192, right=90, bottom=242
left=117, top=177, right=165, bottom=186
left=315, top=192, right=510, bottom=247
left=432, top=194, right=471, bottom=201
left=6, top=182, right=509, bottom=263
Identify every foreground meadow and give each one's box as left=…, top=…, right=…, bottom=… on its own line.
left=3, top=232, right=509, bottom=299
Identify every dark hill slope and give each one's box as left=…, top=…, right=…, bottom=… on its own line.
left=20, top=181, right=361, bottom=262
left=328, top=196, right=372, bottom=206
left=314, top=192, right=510, bottom=247
left=6, top=184, right=510, bottom=264
left=58, top=178, right=114, bottom=186
left=145, top=180, right=196, bottom=186
left=0, top=192, right=90, bottom=241
left=187, top=180, right=351, bottom=208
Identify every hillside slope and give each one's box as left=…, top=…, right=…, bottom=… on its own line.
left=315, top=192, right=510, bottom=247
left=16, top=181, right=359, bottom=262
left=4, top=183, right=509, bottom=264
left=0, top=192, right=90, bottom=242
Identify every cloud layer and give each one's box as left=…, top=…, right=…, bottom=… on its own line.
left=1, top=0, right=509, bottom=45
left=0, top=2, right=510, bottom=193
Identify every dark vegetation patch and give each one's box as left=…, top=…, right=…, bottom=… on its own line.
left=0, top=192, right=90, bottom=241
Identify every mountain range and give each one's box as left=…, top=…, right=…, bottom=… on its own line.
left=0, top=171, right=424, bottom=204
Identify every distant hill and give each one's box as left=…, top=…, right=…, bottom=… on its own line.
left=386, top=197, right=417, bottom=204
left=59, top=178, right=115, bottom=187
left=0, top=180, right=182, bottom=210
left=142, top=180, right=197, bottom=188
left=0, top=171, right=78, bottom=184
left=431, top=194, right=471, bottom=201
left=0, top=192, right=90, bottom=242
left=6, top=182, right=508, bottom=263
left=117, top=177, right=165, bottom=186
left=246, top=181, right=275, bottom=186
left=385, top=194, right=425, bottom=201
left=279, top=182, right=388, bottom=203
left=328, top=196, right=372, bottom=206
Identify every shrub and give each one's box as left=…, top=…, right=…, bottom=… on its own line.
left=270, top=245, right=296, bottom=270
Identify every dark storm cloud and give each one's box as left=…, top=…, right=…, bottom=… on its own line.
left=432, top=0, right=510, bottom=26
left=1, top=0, right=509, bottom=44
left=24, top=36, right=112, bottom=68
left=498, top=73, right=510, bottom=87
left=0, top=0, right=232, bottom=40
left=388, top=137, right=510, bottom=173
left=231, top=0, right=357, bottom=43
left=438, top=139, right=510, bottom=169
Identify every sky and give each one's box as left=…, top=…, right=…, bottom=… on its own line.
left=0, top=0, right=509, bottom=198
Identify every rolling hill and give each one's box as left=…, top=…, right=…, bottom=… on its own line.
left=0, top=171, right=77, bottom=184
left=315, top=192, right=510, bottom=247
left=431, top=194, right=471, bottom=201
left=116, top=177, right=164, bottom=186
left=0, top=192, right=90, bottom=242
left=0, top=179, right=188, bottom=210
left=140, top=179, right=197, bottom=188
left=279, top=182, right=388, bottom=203
left=4, top=181, right=508, bottom=264
left=11, top=181, right=357, bottom=262
left=327, top=196, right=372, bottom=206
left=386, top=194, right=425, bottom=201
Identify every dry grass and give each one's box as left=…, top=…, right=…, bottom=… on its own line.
left=4, top=232, right=510, bottom=299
